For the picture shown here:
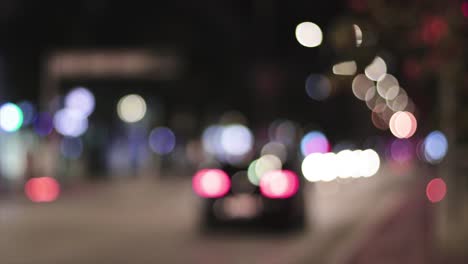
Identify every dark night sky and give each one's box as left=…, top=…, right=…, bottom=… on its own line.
left=0, top=0, right=386, bottom=141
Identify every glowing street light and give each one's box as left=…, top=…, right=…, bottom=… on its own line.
left=295, top=22, right=323, bottom=48
left=117, top=94, right=147, bottom=123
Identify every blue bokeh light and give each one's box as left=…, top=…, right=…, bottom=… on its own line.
left=424, top=131, right=448, bottom=164
left=33, top=112, right=54, bottom=136
left=300, top=131, right=330, bottom=156
left=148, top=127, right=176, bottom=155
left=18, top=101, right=36, bottom=126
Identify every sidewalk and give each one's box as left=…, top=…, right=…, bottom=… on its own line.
left=344, top=179, right=468, bottom=264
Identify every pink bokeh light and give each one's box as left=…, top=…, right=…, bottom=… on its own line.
left=301, top=131, right=330, bottom=156
left=259, top=170, right=299, bottom=199
left=426, top=178, right=447, bottom=203
left=192, top=169, right=231, bottom=198
left=25, top=177, right=60, bottom=203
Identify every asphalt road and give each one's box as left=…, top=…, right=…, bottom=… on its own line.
left=0, top=167, right=411, bottom=264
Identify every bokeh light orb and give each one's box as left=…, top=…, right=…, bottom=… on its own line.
left=359, top=149, right=380, bottom=177
left=295, top=22, right=323, bottom=48
left=53, top=108, right=88, bottom=137
left=387, top=89, right=409, bottom=111
left=377, top=74, right=399, bottom=100
left=300, top=131, right=330, bottom=156
left=247, top=159, right=260, bottom=185
left=319, top=153, right=338, bottom=182
left=301, top=153, right=324, bottom=182
left=117, top=94, right=147, bottom=123
left=0, top=103, right=23, bottom=132
left=332, top=61, right=357, bottom=76
left=149, top=127, right=176, bottom=155
left=336, top=149, right=357, bottom=178
left=220, top=124, right=253, bottom=156
left=65, top=87, right=95, bottom=117
left=202, top=125, right=224, bottom=156
left=18, top=101, right=36, bottom=126
left=192, top=169, right=231, bottom=198
left=371, top=111, right=389, bottom=130
left=389, top=111, right=417, bottom=139
left=423, top=131, right=448, bottom=164
left=349, top=150, right=363, bottom=179
left=255, top=154, right=282, bottom=181
left=426, top=178, right=447, bottom=203
left=301, top=152, right=336, bottom=182
left=365, top=89, right=385, bottom=112
left=353, top=24, right=363, bottom=47
left=261, top=142, right=287, bottom=163
left=303, top=149, right=380, bottom=182
left=25, top=177, right=60, bottom=203
left=305, top=74, right=331, bottom=101
left=259, top=170, right=299, bottom=199
left=60, top=137, right=83, bottom=159
left=390, top=139, right=414, bottom=163
left=33, top=112, right=54, bottom=136
left=365, top=56, right=387, bottom=81
left=352, top=74, right=375, bottom=101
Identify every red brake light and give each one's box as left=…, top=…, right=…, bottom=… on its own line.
left=192, top=169, right=231, bottom=198
left=259, top=170, right=299, bottom=199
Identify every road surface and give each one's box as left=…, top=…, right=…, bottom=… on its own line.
left=0, top=166, right=413, bottom=264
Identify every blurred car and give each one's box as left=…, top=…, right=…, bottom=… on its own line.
left=192, top=159, right=305, bottom=231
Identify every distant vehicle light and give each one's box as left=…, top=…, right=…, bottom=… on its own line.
left=192, top=169, right=231, bottom=198
left=259, top=170, right=299, bottom=199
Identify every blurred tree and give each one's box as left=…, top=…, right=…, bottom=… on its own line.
left=348, top=0, right=468, bottom=254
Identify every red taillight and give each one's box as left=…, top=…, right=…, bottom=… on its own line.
left=192, top=169, right=231, bottom=198
left=259, top=170, right=299, bottom=199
